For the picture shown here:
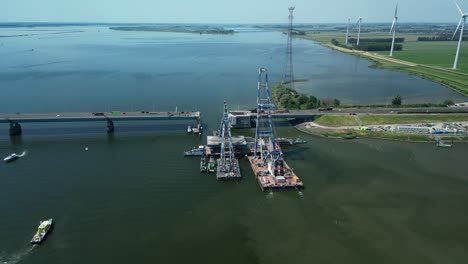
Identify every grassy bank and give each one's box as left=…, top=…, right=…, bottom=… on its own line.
left=296, top=124, right=436, bottom=142
left=359, top=114, right=468, bottom=125
left=296, top=33, right=468, bottom=96
left=314, top=114, right=468, bottom=127
left=376, top=41, right=468, bottom=72
left=355, top=131, right=434, bottom=142
left=313, top=115, right=359, bottom=127
left=371, top=58, right=468, bottom=96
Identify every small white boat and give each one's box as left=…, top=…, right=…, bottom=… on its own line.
left=187, top=125, right=192, bottom=133
left=3, top=151, right=26, bottom=163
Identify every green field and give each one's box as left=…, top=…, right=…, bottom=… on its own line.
left=376, top=41, right=468, bottom=73
left=314, top=115, right=359, bottom=127
left=293, top=29, right=468, bottom=96
left=314, top=114, right=468, bottom=127
left=301, top=32, right=422, bottom=46
left=359, top=114, right=468, bottom=125
left=301, top=32, right=468, bottom=73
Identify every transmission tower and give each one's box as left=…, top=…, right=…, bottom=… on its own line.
left=283, top=6, right=295, bottom=87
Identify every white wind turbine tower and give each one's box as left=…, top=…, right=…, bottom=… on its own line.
left=357, top=17, right=363, bottom=45
left=390, top=4, right=398, bottom=57
left=452, top=0, right=468, bottom=70
left=346, top=18, right=350, bottom=45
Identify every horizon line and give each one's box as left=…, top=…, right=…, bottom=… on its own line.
left=0, top=21, right=461, bottom=25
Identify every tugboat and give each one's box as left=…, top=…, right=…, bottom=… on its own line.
left=200, top=156, right=207, bottom=172
left=3, top=151, right=26, bottom=163
left=207, top=156, right=217, bottom=173
left=31, top=219, right=53, bottom=244
left=184, top=146, right=205, bottom=156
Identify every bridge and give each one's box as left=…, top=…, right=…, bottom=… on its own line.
left=0, top=111, right=201, bottom=136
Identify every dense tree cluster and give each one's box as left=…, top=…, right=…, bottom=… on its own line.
left=392, top=95, right=402, bottom=106
left=272, top=84, right=340, bottom=110
left=353, top=43, right=403, bottom=51
left=331, top=39, right=403, bottom=52
left=348, top=38, right=405, bottom=44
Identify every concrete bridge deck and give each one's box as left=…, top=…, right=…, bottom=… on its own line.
left=0, top=111, right=200, bottom=123
left=0, top=111, right=201, bottom=136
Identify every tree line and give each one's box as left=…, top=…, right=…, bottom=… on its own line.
left=331, top=38, right=403, bottom=52
left=348, top=38, right=405, bottom=44
left=417, top=36, right=468, bottom=41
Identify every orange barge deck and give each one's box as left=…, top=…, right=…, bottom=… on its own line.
left=248, top=156, right=304, bottom=191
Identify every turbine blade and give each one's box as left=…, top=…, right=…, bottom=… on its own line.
left=454, top=0, right=464, bottom=15
left=453, top=18, right=463, bottom=40
left=395, top=3, right=398, bottom=18
left=390, top=19, right=396, bottom=33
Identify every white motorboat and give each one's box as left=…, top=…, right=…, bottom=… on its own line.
left=3, top=151, right=26, bottom=163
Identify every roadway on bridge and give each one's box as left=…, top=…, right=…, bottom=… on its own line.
left=0, top=111, right=200, bottom=123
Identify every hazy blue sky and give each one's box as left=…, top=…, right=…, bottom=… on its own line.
left=1, top=0, right=466, bottom=23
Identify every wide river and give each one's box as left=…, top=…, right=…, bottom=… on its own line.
left=0, top=25, right=467, bottom=264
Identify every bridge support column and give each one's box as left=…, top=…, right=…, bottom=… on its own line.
left=106, top=118, right=114, bottom=134
left=8, top=120, right=22, bottom=136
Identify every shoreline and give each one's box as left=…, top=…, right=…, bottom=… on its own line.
left=294, top=36, right=468, bottom=97
left=294, top=121, right=468, bottom=144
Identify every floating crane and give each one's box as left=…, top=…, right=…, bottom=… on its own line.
left=216, top=101, right=242, bottom=180
left=249, top=67, right=304, bottom=191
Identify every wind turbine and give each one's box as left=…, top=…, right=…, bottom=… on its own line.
left=452, top=0, right=467, bottom=70
left=390, top=3, right=398, bottom=57
left=357, top=17, right=363, bottom=45
left=346, top=18, right=350, bottom=45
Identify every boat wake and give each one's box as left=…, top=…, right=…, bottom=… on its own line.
left=0, top=245, right=35, bottom=264
left=18, top=151, right=27, bottom=158
left=266, top=190, right=274, bottom=200
left=295, top=187, right=304, bottom=198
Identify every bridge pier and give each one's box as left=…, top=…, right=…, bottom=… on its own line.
left=8, top=120, right=22, bottom=136
left=106, top=118, right=114, bottom=134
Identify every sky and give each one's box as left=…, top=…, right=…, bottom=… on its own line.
left=1, top=0, right=467, bottom=24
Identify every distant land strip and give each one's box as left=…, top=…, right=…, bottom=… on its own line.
left=0, top=30, right=84, bottom=38
left=109, top=26, right=235, bottom=34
